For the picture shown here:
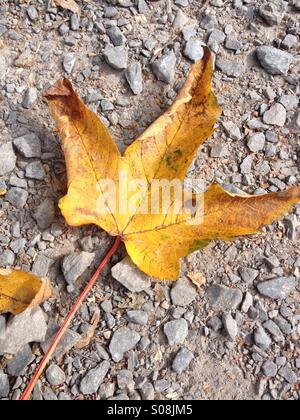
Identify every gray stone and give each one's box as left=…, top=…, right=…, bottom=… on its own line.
left=46, top=365, right=66, bottom=386
left=22, top=87, right=38, bottom=109
left=240, top=155, right=253, bottom=175
left=0, top=306, right=47, bottom=355
left=207, top=316, right=223, bottom=332
left=241, top=292, right=253, bottom=313
left=284, top=215, right=298, bottom=241
left=281, top=34, right=298, bottom=51
left=263, top=103, right=286, bottom=127
left=239, top=268, right=259, bottom=284
left=279, top=95, right=299, bottom=111
left=63, top=54, right=76, bottom=75
left=210, top=143, right=229, bottom=158
left=207, top=285, right=243, bottom=311
left=256, top=46, right=293, bottom=76
left=222, top=313, right=239, bottom=341
left=279, top=367, right=298, bottom=385
left=0, top=142, right=16, bottom=176
left=117, top=369, right=134, bottom=390
left=208, top=30, right=226, bottom=52
left=58, top=22, right=69, bottom=36
left=171, top=277, right=197, bottom=306
left=104, top=45, right=128, bottom=70
left=200, top=14, right=218, bottom=31
left=13, top=133, right=42, bottom=158
left=0, top=373, right=9, bottom=398
left=259, top=3, right=283, bottom=26
left=41, top=321, right=81, bottom=358
left=80, top=361, right=110, bottom=395
left=111, top=257, right=151, bottom=293
left=140, top=382, right=155, bottom=400
left=62, top=252, right=95, bottom=284
left=6, top=344, right=33, bottom=376
left=222, top=121, right=242, bottom=141
left=138, top=0, right=150, bottom=13
left=109, top=327, right=140, bottom=362
left=216, top=59, right=244, bottom=77
left=257, top=277, right=296, bottom=300
left=0, top=56, right=6, bottom=80
left=70, top=14, right=80, bottom=31
left=126, top=310, right=148, bottom=326
left=225, top=35, right=242, bottom=51
left=184, top=39, right=204, bottom=62
left=247, top=133, right=265, bottom=152
left=99, top=382, right=115, bottom=399
left=25, top=161, right=46, bottom=180
left=164, top=319, right=188, bottom=345
left=33, top=198, right=55, bottom=230
left=27, top=5, right=38, bottom=21
left=172, top=348, right=194, bottom=374
left=32, top=254, right=53, bottom=277
left=263, top=320, right=284, bottom=342
left=125, top=62, right=143, bottom=95
left=175, top=0, right=189, bottom=5
left=254, top=327, right=272, bottom=350
left=106, top=26, right=126, bottom=46
left=152, top=51, right=176, bottom=83
left=173, top=9, right=188, bottom=31
left=0, top=316, right=5, bottom=340
left=262, top=361, right=278, bottom=377
left=5, top=187, right=28, bottom=208
left=0, top=250, right=15, bottom=267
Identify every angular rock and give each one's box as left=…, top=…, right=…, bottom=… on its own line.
left=46, top=365, right=66, bottom=386
left=109, top=327, right=140, bottom=362
left=32, top=254, right=53, bottom=277
left=171, top=277, right=197, bottom=306
left=240, top=155, right=253, bottom=175
left=104, top=45, right=128, bottom=70
left=259, top=3, right=283, bottom=26
left=41, top=321, right=81, bottom=358
left=254, top=326, right=272, bottom=350
left=125, top=310, right=148, bottom=326
left=0, top=142, right=16, bottom=176
left=33, top=198, right=55, bottom=230
left=279, top=95, right=299, bottom=111
left=13, top=133, right=42, bottom=158
left=164, top=319, right=188, bottom=345
left=0, top=306, right=47, bottom=355
left=22, top=87, right=38, bottom=109
left=281, top=34, right=298, bottom=51
left=241, top=292, right=253, bottom=313
left=207, top=285, right=243, bottom=312
left=173, top=9, right=188, bottom=31
left=257, top=277, right=296, bottom=300
left=63, top=54, right=77, bottom=74
left=222, top=313, right=239, bottom=341
left=256, top=46, right=293, bottom=75
left=25, top=161, right=46, bottom=180
left=247, top=133, right=265, bottom=152
left=262, top=361, right=278, bottom=377
left=111, top=257, right=151, bottom=293
left=80, top=361, right=110, bottom=395
left=222, top=121, right=242, bottom=141
left=125, top=62, right=143, bottom=95
left=62, top=252, right=95, bottom=285
left=0, top=373, right=9, bottom=398
left=172, top=348, right=194, bottom=374
left=0, top=250, right=15, bottom=267
left=152, top=51, right=176, bottom=83
left=263, top=103, right=286, bottom=127
left=0, top=56, right=6, bottom=80
left=184, top=39, right=204, bottom=62
left=7, top=344, right=33, bottom=376
left=216, top=59, right=244, bottom=77
left=279, top=367, right=298, bottom=385
left=106, top=26, right=126, bottom=46
left=239, top=268, right=259, bottom=284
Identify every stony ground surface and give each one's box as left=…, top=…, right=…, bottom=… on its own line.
left=0, top=0, right=300, bottom=401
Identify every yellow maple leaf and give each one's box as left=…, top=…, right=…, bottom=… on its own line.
left=44, top=48, right=300, bottom=281
left=0, top=269, right=52, bottom=315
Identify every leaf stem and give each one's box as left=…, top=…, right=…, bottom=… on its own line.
left=20, top=236, right=121, bottom=401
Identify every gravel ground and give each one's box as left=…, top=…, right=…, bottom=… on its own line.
left=0, top=0, right=300, bottom=401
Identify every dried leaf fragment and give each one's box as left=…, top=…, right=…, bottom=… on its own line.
left=0, top=269, right=52, bottom=315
